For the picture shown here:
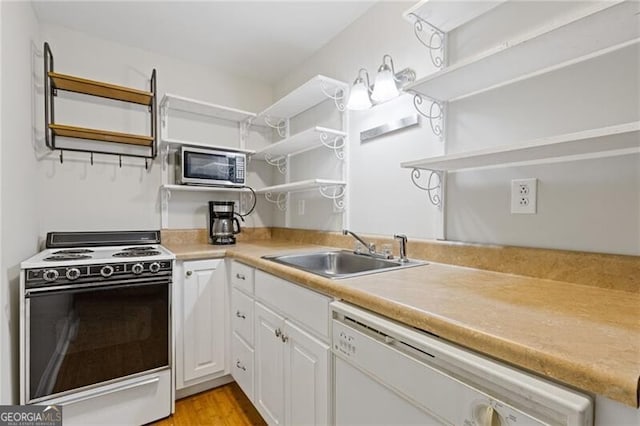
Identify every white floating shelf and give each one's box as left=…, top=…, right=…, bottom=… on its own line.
left=403, top=0, right=506, bottom=32
left=407, top=1, right=639, bottom=101
left=257, top=179, right=346, bottom=194
left=161, top=93, right=256, bottom=122
left=253, top=127, right=346, bottom=161
left=161, top=184, right=252, bottom=193
left=258, top=75, right=348, bottom=120
left=160, top=138, right=256, bottom=155
left=401, top=122, right=640, bottom=172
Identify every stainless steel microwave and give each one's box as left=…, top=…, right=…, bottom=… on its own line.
left=176, top=146, right=246, bottom=187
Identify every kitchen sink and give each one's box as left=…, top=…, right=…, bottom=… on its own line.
left=262, top=250, right=425, bottom=279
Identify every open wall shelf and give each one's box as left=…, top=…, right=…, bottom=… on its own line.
left=403, top=0, right=506, bottom=32
left=256, top=179, right=346, bottom=212
left=406, top=1, right=639, bottom=102
left=160, top=138, right=255, bottom=154
left=44, top=42, right=157, bottom=162
left=253, top=126, right=346, bottom=163
left=160, top=184, right=252, bottom=194
left=160, top=94, right=257, bottom=122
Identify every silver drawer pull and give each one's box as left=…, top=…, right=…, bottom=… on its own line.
left=236, top=360, right=246, bottom=371
left=235, top=273, right=246, bottom=280
left=236, top=310, right=246, bottom=319
left=275, top=328, right=282, bottom=338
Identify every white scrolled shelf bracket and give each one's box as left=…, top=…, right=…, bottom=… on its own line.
left=410, top=168, right=442, bottom=209
left=263, top=116, right=288, bottom=138
left=408, top=13, right=445, bottom=70
left=263, top=192, right=288, bottom=211
left=318, top=184, right=346, bottom=211
left=412, top=94, right=445, bottom=141
left=319, top=83, right=346, bottom=112
left=319, top=133, right=346, bottom=160
left=264, top=153, right=287, bottom=175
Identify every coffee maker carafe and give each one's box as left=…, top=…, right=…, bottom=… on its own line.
left=209, top=201, right=241, bottom=245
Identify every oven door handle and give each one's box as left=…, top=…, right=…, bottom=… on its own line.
left=52, top=376, right=161, bottom=406
left=25, top=279, right=170, bottom=298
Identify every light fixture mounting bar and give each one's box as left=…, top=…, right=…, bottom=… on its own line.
left=409, top=13, right=446, bottom=69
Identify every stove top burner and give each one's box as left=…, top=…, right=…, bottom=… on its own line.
left=53, top=249, right=94, bottom=254
left=113, top=250, right=161, bottom=257
left=44, top=254, right=93, bottom=261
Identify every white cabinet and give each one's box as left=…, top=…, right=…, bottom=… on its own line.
left=254, top=301, right=330, bottom=426
left=175, top=259, right=228, bottom=389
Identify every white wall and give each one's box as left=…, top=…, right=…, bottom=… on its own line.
left=37, top=24, right=274, bottom=235
left=274, top=1, right=443, bottom=239
left=275, top=1, right=640, bottom=255
left=0, top=1, right=41, bottom=404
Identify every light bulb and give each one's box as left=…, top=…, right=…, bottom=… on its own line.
left=371, top=67, right=399, bottom=103
left=346, top=80, right=372, bottom=110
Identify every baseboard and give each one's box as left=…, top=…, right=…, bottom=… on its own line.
left=175, top=375, right=234, bottom=400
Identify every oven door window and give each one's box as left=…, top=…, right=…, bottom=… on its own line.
left=184, top=151, right=233, bottom=181
left=27, top=282, right=169, bottom=401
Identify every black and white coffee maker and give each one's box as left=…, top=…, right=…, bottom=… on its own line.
left=209, top=201, right=241, bottom=245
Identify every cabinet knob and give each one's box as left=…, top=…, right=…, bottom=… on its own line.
left=275, top=328, right=282, bottom=338
left=186, top=270, right=192, bottom=277
left=236, top=360, right=246, bottom=371
left=236, top=310, right=246, bottom=319
left=236, top=273, right=246, bottom=280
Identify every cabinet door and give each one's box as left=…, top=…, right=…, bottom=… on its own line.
left=254, top=302, right=285, bottom=426
left=182, top=259, right=226, bottom=383
left=284, top=320, right=330, bottom=426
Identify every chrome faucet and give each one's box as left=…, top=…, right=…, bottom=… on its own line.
left=342, top=229, right=376, bottom=254
left=394, top=234, right=408, bottom=263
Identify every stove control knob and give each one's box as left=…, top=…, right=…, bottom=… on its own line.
left=132, top=263, right=144, bottom=275
left=149, top=262, right=161, bottom=273
left=66, top=268, right=81, bottom=280
left=100, top=265, right=114, bottom=278
left=43, top=269, right=59, bottom=282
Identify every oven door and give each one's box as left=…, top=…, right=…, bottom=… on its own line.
left=25, top=279, right=170, bottom=403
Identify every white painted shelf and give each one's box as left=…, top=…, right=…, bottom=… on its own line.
left=253, top=127, right=346, bottom=161
left=406, top=1, right=640, bottom=101
left=401, top=122, right=640, bottom=172
left=160, top=138, right=256, bottom=155
left=258, top=75, right=348, bottom=120
left=160, top=184, right=252, bottom=193
left=403, top=0, right=506, bottom=32
left=160, top=93, right=256, bottom=122
left=256, top=179, right=346, bottom=194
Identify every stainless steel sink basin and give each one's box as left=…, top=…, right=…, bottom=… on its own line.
left=262, top=250, right=425, bottom=279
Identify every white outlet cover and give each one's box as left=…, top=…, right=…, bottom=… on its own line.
left=511, top=178, right=537, bottom=214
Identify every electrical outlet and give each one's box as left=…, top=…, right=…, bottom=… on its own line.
left=511, top=178, right=537, bottom=214
left=297, top=199, right=305, bottom=216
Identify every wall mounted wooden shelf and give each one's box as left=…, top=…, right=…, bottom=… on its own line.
left=48, top=72, right=153, bottom=106
left=49, top=124, right=154, bottom=147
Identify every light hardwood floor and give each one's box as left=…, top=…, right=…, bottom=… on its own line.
left=153, top=383, right=266, bottom=426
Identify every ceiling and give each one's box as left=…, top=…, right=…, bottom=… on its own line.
left=31, top=1, right=376, bottom=85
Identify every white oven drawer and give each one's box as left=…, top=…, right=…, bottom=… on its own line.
left=46, top=369, right=171, bottom=426
left=232, top=287, right=254, bottom=345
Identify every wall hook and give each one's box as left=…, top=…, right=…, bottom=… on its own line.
left=119, top=155, right=122, bottom=168
left=145, top=158, right=149, bottom=170
left=90, top=152, right=94, bottom=166
left=59, top=150, right=64, bottom=164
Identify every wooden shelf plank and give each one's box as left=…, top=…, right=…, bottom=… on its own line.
left=49, top=72, right=152, bottom=106
left=256, top=179, right=346, bottom=194
left=400, top=122, right=640, bottom=172
left=258, top=75, right=348, bottom=120
left=406, top=2, right=638, bottom=102
left=253, top=126, right=346, bottom=160
left=160, top=94, right=256, bottom=122
left=50, top=124, right=154, bottom=147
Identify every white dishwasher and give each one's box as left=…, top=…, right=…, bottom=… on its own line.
left=331, top=301, right=593, bottom=426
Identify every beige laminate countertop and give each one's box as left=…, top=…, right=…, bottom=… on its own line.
left=164, top=240, right=640, bottom=408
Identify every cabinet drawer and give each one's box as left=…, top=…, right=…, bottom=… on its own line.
left=231, top=261, right=254, bottom=294
left=255, top=270, right=330, bottom=340
left=231, top=288, right=254, bottom=345
left=232, top=332, right=254, bottom=402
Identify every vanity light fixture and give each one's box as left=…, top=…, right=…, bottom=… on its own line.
left=347, top=54, right=416, bottom=110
